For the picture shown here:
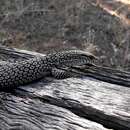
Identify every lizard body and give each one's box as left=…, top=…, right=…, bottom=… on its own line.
left=0, top=50, right=97, bottom=89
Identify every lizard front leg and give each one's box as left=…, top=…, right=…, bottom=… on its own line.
left=51, top=68, right=79, bottom=79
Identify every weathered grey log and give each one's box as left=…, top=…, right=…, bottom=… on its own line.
left=0, top=92, right=108, bottom=130
left=72, top=65, right=130, bottom=87
left=0, top=46, right=130, bottom=130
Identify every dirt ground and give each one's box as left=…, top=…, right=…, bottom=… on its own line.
left=0, top=0, right=130, bottom=70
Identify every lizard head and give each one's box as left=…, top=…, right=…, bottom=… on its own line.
left=46, top=50, right=98, bottom=68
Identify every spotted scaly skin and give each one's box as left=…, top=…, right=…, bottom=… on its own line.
left=0, top=50, right=97, bottom=89
left=0, top=57, right=50, bottom=89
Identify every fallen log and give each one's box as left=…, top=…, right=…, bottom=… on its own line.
left=0, top=45, right=130, bottom=130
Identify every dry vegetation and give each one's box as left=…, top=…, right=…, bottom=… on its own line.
left=0, top=0, right=130, bottom=70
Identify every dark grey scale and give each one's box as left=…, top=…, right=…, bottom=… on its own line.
left=51, top=68, right=74, bottom=79
left=87, top=57, right=95, bottom=65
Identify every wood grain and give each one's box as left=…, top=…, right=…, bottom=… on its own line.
left=0, top=45, right=130, bottom=130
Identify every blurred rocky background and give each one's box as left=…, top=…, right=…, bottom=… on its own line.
left=0, top=0, right=130, bottom=70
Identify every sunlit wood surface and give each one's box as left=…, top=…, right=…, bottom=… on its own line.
left=0, top=46, right=129, bottom=130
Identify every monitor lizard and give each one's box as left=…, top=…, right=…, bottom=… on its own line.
left=0, top=50, right=97, bottom=89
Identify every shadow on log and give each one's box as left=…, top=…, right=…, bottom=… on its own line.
left=0, top=45, right=130, bottom=130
